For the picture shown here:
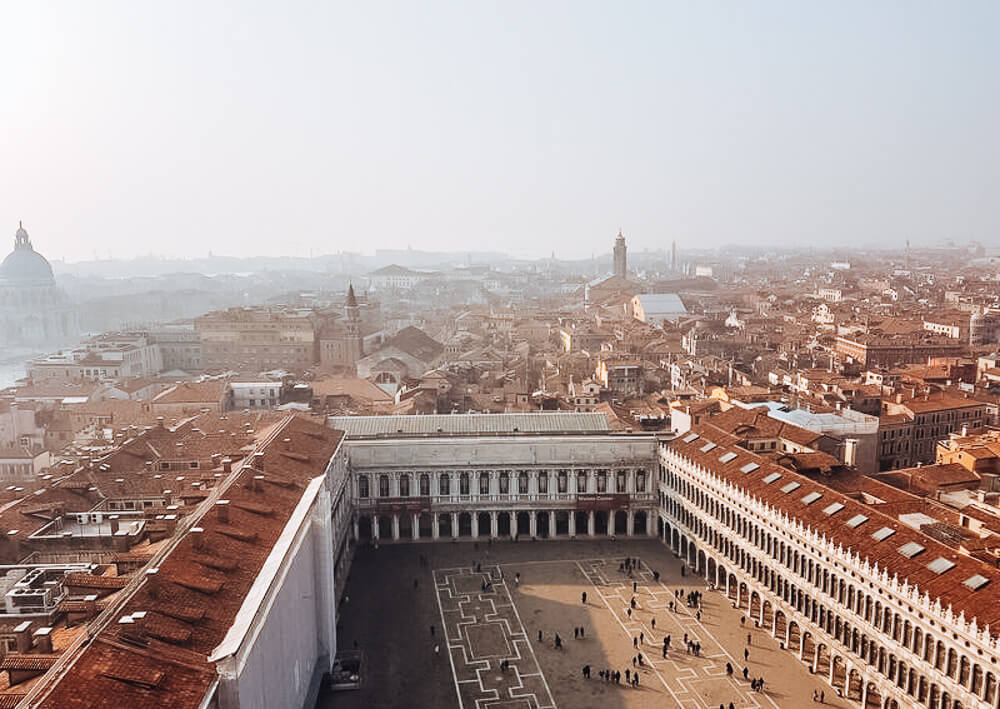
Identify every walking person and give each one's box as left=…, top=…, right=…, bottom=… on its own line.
left=581, top=591, right=587, bottom=605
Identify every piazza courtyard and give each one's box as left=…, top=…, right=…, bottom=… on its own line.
left=319, top=538, right=852, bottom=709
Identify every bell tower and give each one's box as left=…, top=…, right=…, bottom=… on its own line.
left=344, top=283, right=363, bottom=369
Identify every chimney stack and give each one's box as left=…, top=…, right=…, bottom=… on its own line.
left=212, top=453, right=221, bottom=468
left=118, top=614, right=147, bottom=644
left=216, top=500, right=230, bottom=524
left=191, top=526, right=205, bottom=550
left=222, top=458, right=233, bottom=473
left=145, top=567, right=160, bottom=598
left=84, top=594, right=98, bottom=618
left=252, top=475, right=265, bottom=492
left=108, top=515, right=120, bottom=535
left=254, top=452, right=265, bottom=470
left=33, top=627, right=53, bottom=654
left=13, top=621, right=32, bottom=654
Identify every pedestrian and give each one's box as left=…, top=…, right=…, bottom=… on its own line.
left=743, top=666, right=748, bottom=679
left=516, top=571, right=520, bottom=583
left=555, top=634, right=562, bottom=649
left=634, top=674, right=639, bottom=687
left=430, top=625, right=435, bottom=636
left=632, top=656, right=636, bottom=667
left=662, top=646, right=667, bottom=658
left=747, top=633, right=751, bottom=645
left=633, top=581, right=638, bottom=593
left=638, top=653, right=643, bottom=666
left=627, top=608, right=632, bottom=618
left=631, top=597, right=636, bottom=609
left=640, top=632, right=644, bottom=645
left=538, top=630, right=542, bottom=642
left=696, top=611, right=701, bottom=621
left=744, top=648, right=749, bottom=661
left=580, top=626, right=585, bottom=638
left=684, top=633, right=688, bottom=644
left=820, top=690, right=824, bottom=703
left=740, top=616, right=745, bottom=625
left=581, top=591, right=587, bottom=605
left=730, top=703, right=735, bottom=709
left=435, top=644, right=440, bottom=655
left=625, top=669, right=630, bottom=683
left=599, top=670, right=605, bottom=681
left=812, top=690, right=818, bottom=702
left=633, top=637, right=638, bottom=648
left=582, top=665, right=589, bottom=679
left=574, top=627, right=578, bottom=639
left=653, top=570, right=660, bottom=581
left=651, top=617, right=656, bottom=630
left=726, top=662, right=733, bottom=676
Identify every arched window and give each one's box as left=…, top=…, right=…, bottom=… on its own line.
left=479, top=472, right=489, bottom=495
left=597, top=470, right=607, bottom=493
left=616, top=470, right=626, bottom=492
left=419, top=474, right=430, bottom=496
left=399, top=474, right=410, bottom=497
left=460, top=472, right=470, bottom=495
left=439, top=473, right=450, bottom=496
left=358, top=475, right=369, bottom=498
left=499, top=472, right=510, bottom=494
left=518, top=471, right=529, bottom=494
left=538, top=472, right=548, bottom=494
left=636, top=471, right=646, bottom=492
left=558, top=470, right=568, bottom=493
left=577, top=471, right=587, bottom=493
left=379, top=475, right=390, bottom=497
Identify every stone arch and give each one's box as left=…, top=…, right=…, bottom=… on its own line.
left=536, top=510, right=550, bottom=538
left=458, top=512, right=472, bottom=537
left=516, top=511, right=530, bottom=536
left=614, top=510, right=627, bottom=534
left=357, top=514, right=373, bottom=541
left=633, top=509, right=647, bottom=535
left=438, top=513, right=453, bottom=538
left=477, top=512, right=491, bottom=537
left=399, top=513, right=413, bottom=538
left=419, top=512, right=433, bottom=537
left=497, top=512, right=511, bottom=537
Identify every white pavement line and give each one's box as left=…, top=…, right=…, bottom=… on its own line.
left=498, top=575, right=557, bottom=709
left=575, top=559, right=687, bottom=706
left=434, top=568, right=468, bottom=709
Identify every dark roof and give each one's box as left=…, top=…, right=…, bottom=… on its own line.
left=385, top=327, right=444, bottom=363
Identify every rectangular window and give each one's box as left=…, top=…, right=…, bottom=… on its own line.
left=538, top=474, right=548, bottom=494
left=480, top=474, right=489, bottom=495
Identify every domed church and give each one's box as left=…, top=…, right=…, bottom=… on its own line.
left=0, top=222, right=78, bottom=347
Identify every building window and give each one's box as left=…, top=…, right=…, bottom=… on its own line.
left=636, top=470, right=646, bottom=492
left=399, top=474, right=410, bottom=497
left=379, top=475, right=390, bottom=497
left=577, top=471, right=587, bottom=494
left=597, top=471, right=607, bottom=493
left=558, top=470, right=568, bottom=493
left=460, top=473, right=470, bottom=496
left=480, top=472, right=489, bottom=495
left=358, top=476, right=369, bottom=498
left=499, top=472, right=510, bottom=495
left=617, top=470, right=626, bottom=492
left=439, top=474, right=450, bottom=496
left=538, top=473, right=548, bottom=494
left=420, top=474, right=430, bottom=496
left=518, top=472, right=529, bottom=495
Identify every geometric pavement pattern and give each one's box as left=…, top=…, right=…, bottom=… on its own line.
left=575, top=558, right=779, bottom=709
left=434, top=564, right=556, bottom=709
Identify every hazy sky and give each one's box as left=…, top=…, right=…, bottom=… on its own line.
left=2, top=1, right=998, bottom=263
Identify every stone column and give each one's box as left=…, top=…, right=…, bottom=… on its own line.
left=353, top=517, right=359, bottom=541
left=587, top=510, right=596, bottom=536
left=529, top=511, right=537, bottom=538
left=373, top=516, right=380, bottom=541
left=626, top=510, right=635, bottom=536
left=432, top=514, right=440, bottom=540
left=451, top=512, right=459, bottom=539
left=647, top=511, right=655, bottom=536
left=412, top=513, right=420, bottom=540
left=392, top=514, right=400, bottom=541
left=549, top=512, right=556, bottom=537
left=472, top=513, right=479, bottom=538
left=606, top=511, right=614, bottom=536
left=510, top=512, right=517, bottom=540
left=860, top=678, right=868, bottom=708
left=569, top=511, right=577, bottom=537
left=490, top=511, right=498, bottom=538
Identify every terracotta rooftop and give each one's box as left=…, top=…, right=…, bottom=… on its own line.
left=34, top=414, right=343, bottom=709
left=671, top=422, right=1000, bottom=636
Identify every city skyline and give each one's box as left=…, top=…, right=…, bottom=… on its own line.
left=4, top=1, right=999, bottom=262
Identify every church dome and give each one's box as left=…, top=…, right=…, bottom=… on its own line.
left=0, top=222, right=55, bottom=286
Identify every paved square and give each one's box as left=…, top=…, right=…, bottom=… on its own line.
left=318, top=539, right=853, bottom=709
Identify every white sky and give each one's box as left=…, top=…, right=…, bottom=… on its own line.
left=2, top=1, right=998, bottom=262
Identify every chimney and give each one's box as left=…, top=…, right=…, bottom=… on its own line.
left=211, top=453, right=221, bottom=468
left=118, top=614, right=147, bottom=644
left=254, top=452, right=265, bottom=470
left=156, top=416, right=165, bottom=428
left=962, top=425, right=969, bottom=437
left=222, top=458, right=233, bottom=473
left=108, top=515, right=120, bottom=534
left=33, top=627, right=53, bottom=654
left=84, top=594, right=98, bottom=618
left=13, top=621, right=32, bottom=654
left=145, top=461, right=153, bottom=472
left=191, top=526, right=205, bottom=550
left=144, top=567, right=160, bottom=598
left=216, top=499, right=230, bottom=524
left=252, top=475, right=265, bottom=492
left=843, top=439, right=858, bottom=468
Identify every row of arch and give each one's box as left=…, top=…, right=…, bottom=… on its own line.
left=660, top=452, right=996, bottom=709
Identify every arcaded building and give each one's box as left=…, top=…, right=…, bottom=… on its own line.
left=332, top=413, right=659, bottom=543
left=660, top=422, right=1000, bottom=709
left=0, top=222, right=78, bottom=348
